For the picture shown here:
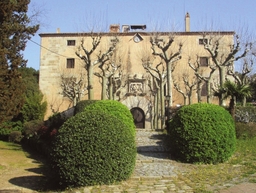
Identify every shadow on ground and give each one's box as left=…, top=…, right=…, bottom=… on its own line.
left=9, top=175, right=48, bottom=191
left=137, top=148, right=173, bottom=160
left=136, top=133, right=179, bottom=161
left=8, top=143, right=61, bottom=192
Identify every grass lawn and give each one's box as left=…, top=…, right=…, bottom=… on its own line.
left=0, top=140, right=29, bottom=172
left=178, top=137, right=256, bottom=192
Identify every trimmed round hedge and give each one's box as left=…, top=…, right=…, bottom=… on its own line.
left=84, top=100, right=136, bottom=136
left=167, top=103, right=236, bottom=164
left=51, top=110, right=136, bottom=188
left=74, top=100, right=98, bottom=115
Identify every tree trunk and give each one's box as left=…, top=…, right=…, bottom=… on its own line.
left=242, top=96, right=246, bottom=107
left=229, top=98, right=236, bottom=119
left=197, top=82, right=202, bottom=103
left=73, top=97, right=77, bottom=107
left=153, top=93, right=158, bottom=130
left=219, top=67, right=226, bottom=106
left=88, top=65, right=94, bottom=100
left=101, top=76, right=107, bottom=100
left=183, top=96, right=187, bottom=105
left=167, top=62, right=173, bottom=107
left=188, top=93, right=192, bottom=105
left=206, top=81, right=211, bottom=103
left=108, top=77, right=113, bottom=100
left=149, top=99, right=154, bottom=130
left=160, top=82, right=165, bottom=130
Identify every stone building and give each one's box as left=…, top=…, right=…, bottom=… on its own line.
left=39, top=13, right=234, bottom=128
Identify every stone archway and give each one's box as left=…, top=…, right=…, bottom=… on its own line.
left=130, top=107, right=145, bottom=128
left=122, top=96, right=151, bottom=129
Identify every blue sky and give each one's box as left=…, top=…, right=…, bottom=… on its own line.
left=24, top=0, right=256, bottom=70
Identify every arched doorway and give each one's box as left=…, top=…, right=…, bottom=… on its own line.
left=130, top=107, right=145, bottom=128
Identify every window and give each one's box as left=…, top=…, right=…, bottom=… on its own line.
left=200, top=57, right=208, bottom=67
left=199, top=38, right=208, bottom=45
left=201, top=82, right=207, bottom=96
left=66, top=58, right=75, bottom=68
left=67, top=40, right=76, bottom=46
left=110, top=38, right=118, bottom=43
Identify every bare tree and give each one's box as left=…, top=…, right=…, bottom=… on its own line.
left=110, top=66, right=128, bottom=101
left=188, top=56, right=217, bottom=103
left=93, top=39, right=121, bottom=99
left=173, top=73, right=197, bottom=105
left=75, top=33, right=101, bottom=99
left=60, top=72, right=87, bottom=107
left=94, top=61, right=121, bottom=100
left=143, top=75, right=157, bottom=129
left=48, top=94, right=64, bottom=114
left=75, top=33, right=117, bottom=100
left=150, top=32, right=182, bottom=107
left=203, top=33, right=252, bottom=105
left=142, top=58, right=167, bottom=129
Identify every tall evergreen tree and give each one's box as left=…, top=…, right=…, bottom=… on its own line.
left=0, top=0, right=39, bottom=123
left=18, top=67, right=47, bottom=122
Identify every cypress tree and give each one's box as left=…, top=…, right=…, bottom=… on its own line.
left=0, top=0, right=39, bottom=123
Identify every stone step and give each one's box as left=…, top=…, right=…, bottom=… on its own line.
left=137, top=145, right=170, bottom=152
left=135, top=130, right=169, bottom=153
left=136, top=152, right=172, bottom=161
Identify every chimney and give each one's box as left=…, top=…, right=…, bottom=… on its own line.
left=109, top=24, right=120, bottom=33
left=122, top=25, right=130, bottom=32
left=56, top=28, right=60, bottom=33
left=185, top=12, right=190, bottom=32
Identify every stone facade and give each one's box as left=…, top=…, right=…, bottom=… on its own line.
left=39, top=19, right=234, bottom=128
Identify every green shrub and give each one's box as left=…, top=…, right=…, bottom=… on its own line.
left=235, top=122, right=256, bottom=139
left=0, top=121, right=23, bottom=141
left=17, top=67, right=47, bottom=123
left=20, top=92, right=47, bottom=122
left=8, top=131, right=22, bottom=143
left=22, top=120, right=44, bottom=139
left=51, top=110, right=136, bottom=188
left=22, top=119, right=57, bottom=156
left=167, top=103, right=236, bottom=164
left=44, top=112, right=70, bottom=136
left=22, top=114, right=67, bottom=157
left=84, top=100, right=135, bottom=136
left=74, top=100, right=98, bottom=115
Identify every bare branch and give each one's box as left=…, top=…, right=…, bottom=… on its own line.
left=59, top=72, right=87, bottom=106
